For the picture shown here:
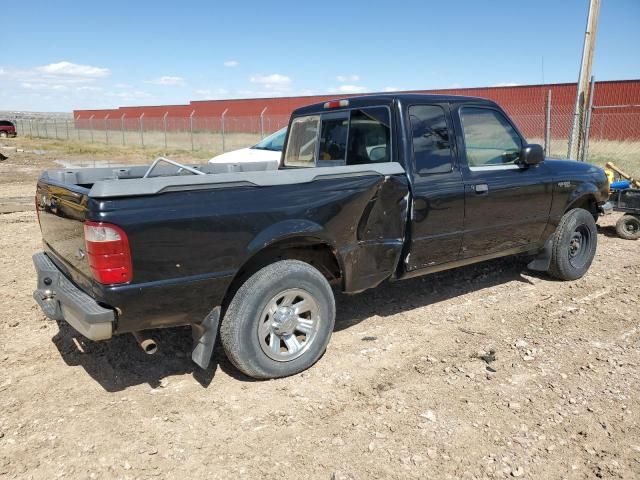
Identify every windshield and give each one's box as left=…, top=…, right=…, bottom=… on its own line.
left=251, top=127, right=287, bottom=151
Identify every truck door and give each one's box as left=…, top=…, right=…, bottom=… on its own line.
left=456, top=106, right=552, bottom=258
left=405, top=104, right=465, bottom=271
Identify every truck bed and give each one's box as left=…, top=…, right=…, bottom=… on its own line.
left=41, top=160, right=404, bottom=198
left=36, top=159, right=409, bottom=334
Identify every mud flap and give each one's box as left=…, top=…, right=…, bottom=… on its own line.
left=527, top=238, right=553, bottom=272
left=191, top=307, right=220, bottom=369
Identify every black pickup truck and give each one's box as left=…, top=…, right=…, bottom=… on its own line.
left=33, top=94, right=610, bottom=379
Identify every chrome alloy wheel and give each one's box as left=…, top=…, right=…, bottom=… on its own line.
left=258, top=288, right=321, bottom=362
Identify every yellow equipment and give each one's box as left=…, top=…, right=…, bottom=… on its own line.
left=605, top=162, right=640, bottom=189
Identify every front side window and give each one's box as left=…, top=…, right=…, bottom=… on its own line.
left=284, top=116, right=319, bottom=167
left=409, top=105, right=453, bottom=175
left=461, top=107, right=522, bottom=168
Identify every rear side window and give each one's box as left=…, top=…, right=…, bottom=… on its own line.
left=347, top=108, right=391, bottom=165
left=284, top=115, right=320, bottom=167
left=409, top=105, right=453, bottom=175
left=461, top=107, right=522, bottom=168
left=284, top=107, right=391, bottom=167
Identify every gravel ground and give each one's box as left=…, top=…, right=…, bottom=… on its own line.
left=1, top=139, right=639, bottom=479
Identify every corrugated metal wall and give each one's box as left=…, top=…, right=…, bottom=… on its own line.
left=73, top=80, right=640, bottom=140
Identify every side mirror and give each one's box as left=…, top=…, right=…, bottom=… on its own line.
left=521, top=144, right=544, bottom=166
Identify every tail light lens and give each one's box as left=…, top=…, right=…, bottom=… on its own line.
left=84, top=221, right=132, bottom=284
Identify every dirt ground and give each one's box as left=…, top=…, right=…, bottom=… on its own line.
left=0, top=138, right=639, bottom=479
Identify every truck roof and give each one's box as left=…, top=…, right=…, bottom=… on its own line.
left=292, top=93, right=499, bottom=116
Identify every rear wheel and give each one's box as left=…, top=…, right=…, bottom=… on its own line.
left=0, top=131, right=7, bottom=138
left=615, top=214, right=640, bottom=240
left=548, top=208, right=597, bottom=280
left=220, top=260, right=335, bottom=379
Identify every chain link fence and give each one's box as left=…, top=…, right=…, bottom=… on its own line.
left=6, top=100, right=640, bottom=173
left=9, top=113, right=290, bottom=155
left=503, top=95, right=640, bottom=173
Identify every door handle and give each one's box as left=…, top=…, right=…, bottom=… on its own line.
left=473, top=184, right=489, bottom=195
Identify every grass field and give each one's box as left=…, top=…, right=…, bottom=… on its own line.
left=6, top=130, right=640, bottom=178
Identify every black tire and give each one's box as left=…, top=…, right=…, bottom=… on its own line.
left=615, top=214, right=640, bottom=240
left=220, top=260, right=335, bottom=379
left=0, top=131, right=7, bottom=139
left=548, top=208, right=598, bottom=280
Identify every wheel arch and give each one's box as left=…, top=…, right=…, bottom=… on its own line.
left=221, top=221, right=344, bottom=312
left=564, top=182, right=601, bottom=217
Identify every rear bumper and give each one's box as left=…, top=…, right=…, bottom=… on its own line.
left=32, top=252, right=114, bottom=341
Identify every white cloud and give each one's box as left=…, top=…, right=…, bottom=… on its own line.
left=145, top=76, right=187, bottom=86
left=383, top=86, right=399, bottom=92
left=115, top=83, right=133, bottom=89
left=336, top=74, right=360, bottom=82
left=36, top=61, right=111, bottom=78
left=492, top=82, right=520, bottom=87
left=249, top=73, right=292, bottom=93
left=224, top=60, right=239, bottom=67
left=330, top=84, right=368, bottom=94
left=1, top=61, right=111, bottom=87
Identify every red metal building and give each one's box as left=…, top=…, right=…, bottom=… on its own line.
left=74, top=80, right=640, bottom=140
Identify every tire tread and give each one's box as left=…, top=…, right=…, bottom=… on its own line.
left=548, top=208, right=597, bottom=280
left=220, top=259, right=335, bottom=379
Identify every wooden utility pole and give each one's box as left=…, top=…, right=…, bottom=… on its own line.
left=568, top=0, right=600, bottom=161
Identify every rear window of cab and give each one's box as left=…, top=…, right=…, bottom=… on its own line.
left=284, top=107, right=391, bottom=167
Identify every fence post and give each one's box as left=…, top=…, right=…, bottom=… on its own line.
left=121, top=114, right=126, bottom=145
left=76, top=116, right=81, bottom=140
left=260, top=107, right=268, bottom=138
left=221, top=108, right=229, bottom=152
left=53, top=119, right=58, bottom=139
left=89, top=115, right=94, bottom=143
left=163, top=111, right=168, bottom=149
left=65, top=119, right=69, bottom=139
left=43, top=119, right=48, bottom=138
left=544, top=90, right=552, bottom=157
left=580, top=76, right=596, bottom=162
left=29, top=119, right=33, bottom=137
left=189, top=110, right=195, bottom=151
left=139, top=113, right=145, bottom=147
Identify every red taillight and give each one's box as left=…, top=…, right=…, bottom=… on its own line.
left=84, top=221, right=132, bottom=284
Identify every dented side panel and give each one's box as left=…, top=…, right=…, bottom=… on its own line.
left=339, top=174, right=410, bottom=292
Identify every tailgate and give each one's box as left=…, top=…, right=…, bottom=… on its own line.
left=36, top=180, right=94, bottom=289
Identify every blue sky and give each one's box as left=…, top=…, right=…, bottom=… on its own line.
left=2, top=0, right=639, bottom=112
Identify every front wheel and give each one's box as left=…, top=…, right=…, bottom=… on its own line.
left=220, top=260, right=336, bottom=379
left=548, top=208, right=598, bottom=280
left=615, top=214, right=640, bottom=240
left=0, top=131, right=7, bottom=138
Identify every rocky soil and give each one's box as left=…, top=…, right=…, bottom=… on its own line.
left=0, top=138, right=639, bottom=479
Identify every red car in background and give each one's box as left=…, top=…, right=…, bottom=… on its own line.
left=0, top=120, right=16, bottom=138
